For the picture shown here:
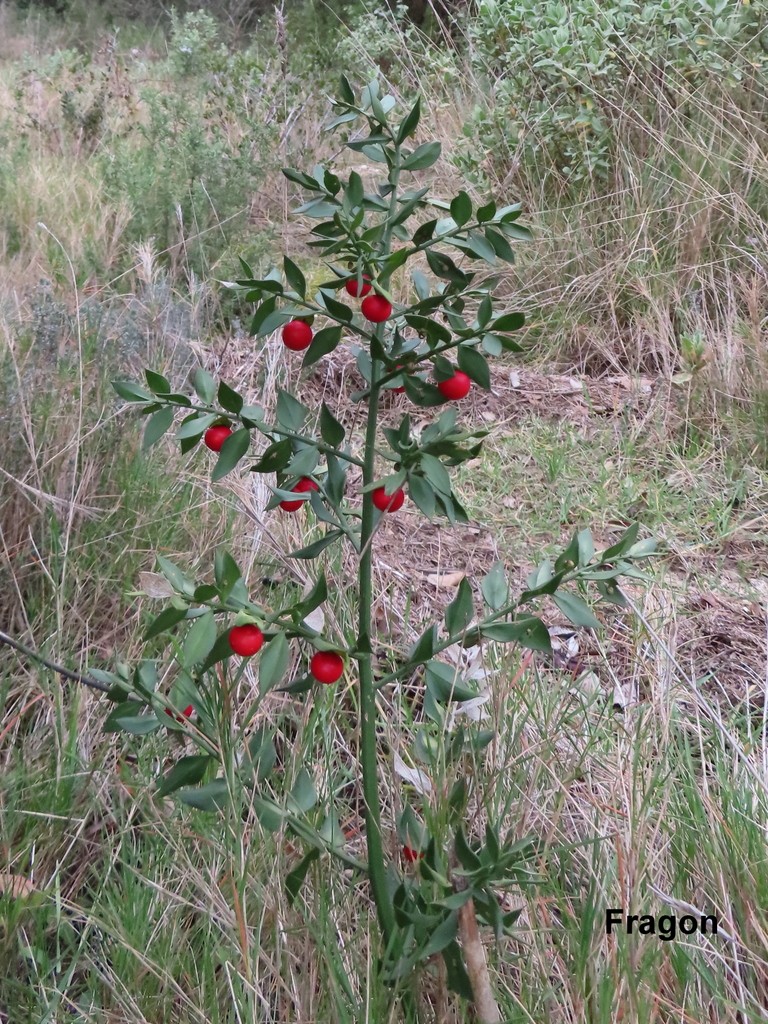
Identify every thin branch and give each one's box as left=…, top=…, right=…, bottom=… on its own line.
left=0, top=631, right=112, bottom=693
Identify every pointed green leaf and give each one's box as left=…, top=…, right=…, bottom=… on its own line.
left=402, top=141, right=441, bottom=171
left=283, top=256, right=306, bottom=298
left=481, top=561, right=508, bottom=610
left=259, top=633, right=290, bottom=694
left=157, top=755, right=212, bottom=798
left=319, top=402, right=345, bottom=446
left=457, top=346, right=491, bottom=389
left=212, top=427, right=251, bottom=481
left=178, top=779, right=231, bottom=812
left=217, top=381, right=243, bottom=415
left=445, top=577, right=474, bottom=637
left=142, top=406, right=175, bottom=450
left=553, top=592, right=601, bottom=629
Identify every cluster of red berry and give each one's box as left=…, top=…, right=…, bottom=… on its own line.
left=226, top=624, right=344, bottom=684
left=195, top=276, right=481, bottom=691
left=202, top=436, right=406, bottom=516
left=281, top=275, right=472, bottom=400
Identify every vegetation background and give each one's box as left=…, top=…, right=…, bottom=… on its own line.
left=0, top=0, right=767, bottom=1020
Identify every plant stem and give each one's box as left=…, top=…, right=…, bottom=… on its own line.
left=355, top=145, right=405, bottom=945
left=357, top=358, right=395, bottom=941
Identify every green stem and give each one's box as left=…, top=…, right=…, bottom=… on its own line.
left=357, top=356, right=395, bottom=941
left=155, top=397, right=365, bottom=469
left=356, top=147, right=405, bottom=944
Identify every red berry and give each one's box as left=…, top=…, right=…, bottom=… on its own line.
left=165, top=704, right=194, bottom=722
left=310, top=651, right=344, bottom=684
left=361, top=294, right=392, bottom=323
left=372, top=485, right=405, bottom=512
left=403, top=846, right=424, bottom=863
left=345, top=274, right=372, bottom=298
left=437, top=370, right=472, bottom=401
left=204, top=425, right=233, bottom=452
left=228, top=624, right=264, bottom=657
left=282, top=320, right=313, bottom=351
left=279, top=477, right=319, bottom=512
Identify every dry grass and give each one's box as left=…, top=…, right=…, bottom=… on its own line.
left=1, top=5, right=768, bottom=1021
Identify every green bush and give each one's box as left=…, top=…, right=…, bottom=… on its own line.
left=100, top=26, right=278, bottom=280
left=458, top=0, right=768, bottom=186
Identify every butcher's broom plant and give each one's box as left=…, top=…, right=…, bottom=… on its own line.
left=103, top=78, right=656, bottom=1020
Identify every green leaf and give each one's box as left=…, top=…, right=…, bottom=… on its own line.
left=157, top=755, right=212, bottom=798
left=144, top=605, right=188, bottom=641
left=481, top=561, right=508, bottom=610
left=288, top=767, right=317, bottom=814
left=192, top=367, right=216, bottom=403
left=289, top=530, right=344, bottom=559
left=319, top=402, right=345, bottom=446
left=408, top=474, right=437, bottom=517
left=445, top=577, right=474, bottom=637
left=484, top=226, right=515, bottom=263
left=176, top=413, right=217, bottom=440
left=481, top=617, right=551, bottom=653
left=244, top=727, right=276, bottom=782
left=277, top=672, right=314, bottom=694
left=217, top=381, right=243, bottom=415
left=425, top=249, right=469, bottom=286
left=462, top=231, right=497, bottom=263
left=601, top=523, right=640, bottom=560
left=318, top=290, right=353, bottom=323
left=142, top=406, right=175, bottom=450
left=457, top=346, right=491, bottom=389
left=183, top=611, right=217, bottom=666
left=145, top=369, right=171, bottom=394
left=420, top=453, right=452, bottom=496
left=113, top=379, right=152, bottom=403
left=284, top=445, right=319, bottom=479
left=286, top=849, right=320, bottom=906
left=422, top=912, right=459, bottom=957
left=103, top=701, right=160, bottom=736
left=454, top=826, right=482, bottom=872
left=577, top=529, right=595, bottom=566
left=627, top=538, right=657, bottom=559
left=412, top=220, right=437, bottom=247
left=402, top=375, right=445, bottom=407
left=402, top=141, right=441, bottom=171
left=449, top=191, right=472, bottom=227
left=156, top=555, right=194, bottom=595
left=276, top=390, right=308, bottom=432
left=298, top=572, right=328, bottom=618
left=442, top=941, right=474, bottom=1000
left=259, top=633, right=290, bottom=694
left=249, top=438, right=292, bottom=474
left=476, top=295, right=493, bottom=330
left=553, top=592, right=601, bottom=629
left=596, top=579, right=627, bottom=607
left=214, top=549, right=242, bottom=593
left=426, top=661, right=478, bottom=703
left=253, top=795, right=284, bottom=831
left=282, top=166, right=321, bottom=190
left=493, top=312, right=525, bottom=332
left=212, top=428, right=251, bottom=481
left=408, top=625, right=437, bottom=666
left=303, top=325, right=343, bottom=368
left=477, top=200, right=496, bottom=223
left=283, top=256, right=306, bottom=298
left=396, top=96, right=421, bottom=144
left=178, top=779, right=231, bottom=812
left=345, top=171, right=364, bottom=209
